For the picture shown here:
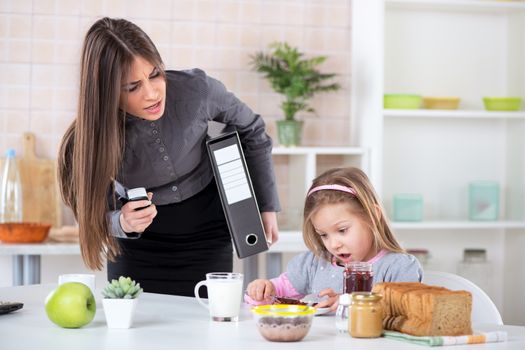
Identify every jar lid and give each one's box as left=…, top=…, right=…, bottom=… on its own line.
left=351, top=292, right=382, bottom=302
left=251, top=304, right=316, bottom=316
left=463, top=248, right=487, bottom=262
left=345, top=261, right=372, bottom=271
left=407, top=249, right=429, bottom=255
left=338, top=293, right=352, bottom=305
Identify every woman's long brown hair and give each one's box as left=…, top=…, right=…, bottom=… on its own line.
left=302, top=167, right=405, bottom=262
left=58, top=18, right=164, bottom=270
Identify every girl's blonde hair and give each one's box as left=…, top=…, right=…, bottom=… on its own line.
left=303, top=167, right=405, bottom=261
left=58, top=18, right=165, bottom=270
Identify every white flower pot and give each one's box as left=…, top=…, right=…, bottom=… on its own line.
left=102, top=298, right=138, bottom=329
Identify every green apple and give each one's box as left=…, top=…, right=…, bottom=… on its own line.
left=45, top=282, right=96, bottom=328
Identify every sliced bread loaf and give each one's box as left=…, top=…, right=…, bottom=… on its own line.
left=372, top=282, right=472, bottom=336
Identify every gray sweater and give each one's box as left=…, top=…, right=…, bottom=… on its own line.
left=286, top=251, right=423, bottom=296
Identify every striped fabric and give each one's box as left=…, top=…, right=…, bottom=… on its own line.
left=383, top=330, right=508, bottom=347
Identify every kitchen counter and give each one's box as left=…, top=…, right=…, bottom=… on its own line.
left=0, top=232, right=306, bottom=286
left=0, top=242, right=79, bottom=285
left=1, top=284, right=525, bottom=349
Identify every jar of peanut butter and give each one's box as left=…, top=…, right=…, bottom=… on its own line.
left=349, top=292, right=383, bottom=338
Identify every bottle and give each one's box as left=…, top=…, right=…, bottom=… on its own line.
left=0, top=149, right=23, bottom=223
left=343, top=261, right=373, bottom=294
left=457, top=248, right=492, bottom=296
left=335, top=293, right=352, bottom=334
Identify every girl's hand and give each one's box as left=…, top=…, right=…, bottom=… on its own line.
left=316, top=288, right=339, bottom=311
left=261, top=212, right=279, bottom=245
left=247, top=279, right=275, bottom=302
left=119, top=192, right=157, bottom=233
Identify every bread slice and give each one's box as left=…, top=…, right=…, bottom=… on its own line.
left=372, top=282, right=472, bottom=336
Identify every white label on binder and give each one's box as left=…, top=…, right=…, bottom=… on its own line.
left=214, top=144, right=251, bottom=204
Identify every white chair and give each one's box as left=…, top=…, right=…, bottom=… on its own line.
left=422, top=270, right=503, bottom=326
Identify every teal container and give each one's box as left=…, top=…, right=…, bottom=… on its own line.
left=393, top=194, right=423, bottom=222
left=469, top=181, right=500, bottom=221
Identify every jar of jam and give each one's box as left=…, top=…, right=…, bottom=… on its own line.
left=349, top=292, right=383, bottom=338
left=343, top=261, right=373, bottom=293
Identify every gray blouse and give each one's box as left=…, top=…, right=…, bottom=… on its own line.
left=109, top=69, right=280, bottom=237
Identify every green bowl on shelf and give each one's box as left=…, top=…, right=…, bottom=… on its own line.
left=482, top=97, right=522, bottom=111
left=384, top=94, right=422, bottom=109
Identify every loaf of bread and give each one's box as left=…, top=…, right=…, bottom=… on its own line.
left=372, top=282, right=472, bottom=336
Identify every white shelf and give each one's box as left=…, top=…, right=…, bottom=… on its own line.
left=265, top=221, right=525, bottom=254
left=268, top=230, right=306, bottom=253
left=386, top=0, right=525, bottom=12
left=272, top=147, right=366, bottom=155
left=0, top=243, right=80, bottom=255
left=391, top=221, right=525, bottom=230
left=384, top=109, right=525, bottom=120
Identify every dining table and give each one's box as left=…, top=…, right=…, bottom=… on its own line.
left=1, top=284, right=524, bottom=349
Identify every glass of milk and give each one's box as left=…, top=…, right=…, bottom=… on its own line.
left=194, top=272, right=243, bottom=322
left=58, top=273, right=96, bottom=296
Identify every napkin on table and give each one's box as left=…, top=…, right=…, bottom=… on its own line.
left=383, top=330, right=507, bottom=347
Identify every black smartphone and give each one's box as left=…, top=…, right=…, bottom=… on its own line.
left=0, top=302, right=23, bottom=315
left=126, top=187, right=150, bottom=211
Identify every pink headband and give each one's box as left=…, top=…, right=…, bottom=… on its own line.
left=307, top=184, right=357, bottom=197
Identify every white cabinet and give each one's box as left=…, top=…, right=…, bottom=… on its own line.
left=383, top=0, right=525, bottom=226
left=352, top=0, right=525, bottom=324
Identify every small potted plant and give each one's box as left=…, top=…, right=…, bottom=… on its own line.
left=102, top=276, right=143, bottom=329
left=250, top=42, right=341, bottom=147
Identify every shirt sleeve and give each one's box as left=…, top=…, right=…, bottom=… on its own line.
left=106, top=210, right=140, bottom=239
left=383, top=254, right=423, bottom=282
left=243, top=272, right=303, bottom=306
left=107, top=183, right=141, bottom=239
left=205, top=74, right=281, bottom=212
left=284, top=252, right=317, bottom=295
left=271, top=272, right=303, bottom=298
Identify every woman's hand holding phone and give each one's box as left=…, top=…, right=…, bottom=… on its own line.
left=120, top=192, right=157, bottom=233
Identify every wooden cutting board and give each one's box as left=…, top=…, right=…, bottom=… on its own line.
left=0, top=132, right=62, bottom=227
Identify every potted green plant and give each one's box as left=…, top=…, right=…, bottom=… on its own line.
left=101, top=276, right=143, bottom=329
left=250, top=42, right=341, bottom=147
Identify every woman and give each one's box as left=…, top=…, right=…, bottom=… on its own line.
left=58, top=17, right=280, bottom=296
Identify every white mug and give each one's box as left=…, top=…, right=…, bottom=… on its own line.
left=194, top=272, right=243, bottom=322
left=58, top=274, right=96, bottom=296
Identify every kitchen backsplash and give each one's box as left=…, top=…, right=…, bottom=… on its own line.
left=0, top=0, right=352, bottom=158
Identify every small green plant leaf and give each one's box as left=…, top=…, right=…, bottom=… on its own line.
left=102, top=276, right=143, bottom=299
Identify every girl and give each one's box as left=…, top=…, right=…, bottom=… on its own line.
left=58, top=18, right=280, bottom=296
left=246, top=167, right=422, bottom=309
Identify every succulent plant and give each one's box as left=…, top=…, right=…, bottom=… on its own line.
left=102, top=276, right=143, bottom=299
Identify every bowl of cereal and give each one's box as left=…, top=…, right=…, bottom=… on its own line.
left=251, top=304, right=315, bottom=342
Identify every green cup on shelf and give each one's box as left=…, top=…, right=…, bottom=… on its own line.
left=482, top=97, right=522, bottom=111
left=384, top=94, right=422, bottom=109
